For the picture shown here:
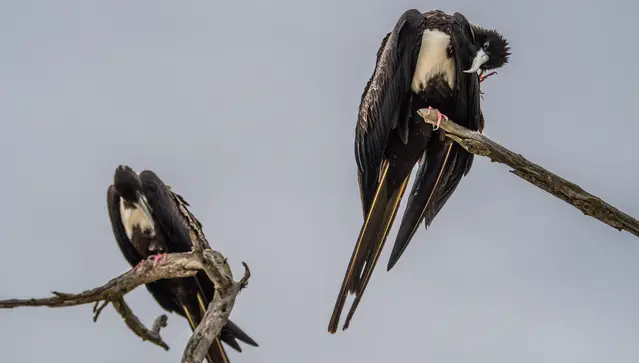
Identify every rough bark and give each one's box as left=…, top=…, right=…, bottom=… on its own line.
left=418, top=108, right=639, bottom=237
left=0, top=251, right=250, bottom=363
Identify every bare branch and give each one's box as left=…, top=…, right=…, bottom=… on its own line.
left=0, top=254, right=201, bottom=351
left=92, top=300, right=109, bottom=322
left=111, top=297, right=170, bottom=351
left=0, top=250, right=251, bottom=361
left=0, top=252, right=201, bottom=309
left=418, top=108, right=639, bottom=237
left=181, top=250, right=251, bottom=363
left=170, top=187, right=253, bottom=362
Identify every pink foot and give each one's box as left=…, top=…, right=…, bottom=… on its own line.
left=479, top=70, right=497, bottom=83
left=151, top=253, right=168, bottom=267
left=427, top=106, right=448, bottom=130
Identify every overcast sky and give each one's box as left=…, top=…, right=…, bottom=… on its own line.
left=1, top=1, right=638, bottom=362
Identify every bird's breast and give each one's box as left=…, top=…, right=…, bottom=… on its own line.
left=120, top=201, right=156, bottom=241
left=411, top=29, right=456, bottom=93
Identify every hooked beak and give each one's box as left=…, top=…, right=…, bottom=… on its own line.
left=134, top=194, right=154, bottom=223
left=464, top=48, right=489, bottom=74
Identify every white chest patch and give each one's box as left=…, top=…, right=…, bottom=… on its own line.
left=411, top=29, right=456, bottom=93
left=120, top=200, right=155, bottom=240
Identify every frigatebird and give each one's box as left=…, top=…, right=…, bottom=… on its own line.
left=106, top=165, right=258, bottom=363
left=328, top=9, right=510, bottom=333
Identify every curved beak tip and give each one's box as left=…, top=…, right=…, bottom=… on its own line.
left=464, top=49, right=489, bottom=76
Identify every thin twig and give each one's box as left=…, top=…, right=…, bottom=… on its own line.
left=239, top=261, right=251, bottom=290
left=417, top=108, right=639, bottom=237
left=92, top=300, right=109, bottom=322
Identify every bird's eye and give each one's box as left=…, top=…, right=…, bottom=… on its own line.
left=483, top=41, right=490, bottom=49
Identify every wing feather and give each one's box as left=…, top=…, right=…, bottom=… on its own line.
left=355, top=9, right=425, bottom=216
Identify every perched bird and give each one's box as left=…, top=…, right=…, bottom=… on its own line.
left=106, top=165, right=258, bottom=363
left=329, top=9, right=510, bottom=333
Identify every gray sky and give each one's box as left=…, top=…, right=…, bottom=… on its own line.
left=1, top=1, right=638, bottom=362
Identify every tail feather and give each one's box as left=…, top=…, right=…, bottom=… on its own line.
left=220, top=334, right=242, bottom=353
left=387, top=140, right=461, bottom=271
left=328, top=159, right=410, bottom=332
left=222, top=320, right=259, bottom=347
left=328, top=161, right=390, bottom=333
left=342, top=173, right=409, bottom=330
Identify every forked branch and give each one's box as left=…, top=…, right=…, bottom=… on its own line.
left=0, top=251, right=251, bottom=363
left=418, top=108, right=639, bottom=237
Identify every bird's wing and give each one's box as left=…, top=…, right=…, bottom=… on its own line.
left=355, top=8, right=425, bottom=217
left=138, top=170, right=193, bottom=253
left=328, top=9, right=425, bottom=333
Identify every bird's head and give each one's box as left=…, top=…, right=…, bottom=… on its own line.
left=113, top=165, right=153, bottom=221
left=464, top=27, right=511, bottom=73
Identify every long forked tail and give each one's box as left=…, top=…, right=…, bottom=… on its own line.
left=328, top=160, right=411, bottom=332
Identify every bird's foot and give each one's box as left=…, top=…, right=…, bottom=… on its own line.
left=479, top=70, right=498, bottom=83
left=150, top=253, right=168, bottom=267
left=426, top=106, right=448, bottom=130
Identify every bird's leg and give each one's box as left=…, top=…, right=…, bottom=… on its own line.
left=427, top=106, right=448, bottom=131
left=150, top=252, right=168, bottom=267
left=479, top=71, right=498, bottom=83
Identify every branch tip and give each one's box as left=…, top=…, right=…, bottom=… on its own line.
left=240, top=261, right=251, bottom=290
left=92, top=300, right=110, bottom=322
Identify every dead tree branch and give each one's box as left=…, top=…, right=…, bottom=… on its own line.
left=418, top=108, right=639, bottom=237
left=111, top=297, right=170, bottom=350
left=91, top=296, right=170, bottom=350
left=0, top=252, right=200, bottom=309
left=170, top=191, right=252, bottom=362
left=181, top=252, right=250, bottom=363
left=0, top=251, right=251, bottom=362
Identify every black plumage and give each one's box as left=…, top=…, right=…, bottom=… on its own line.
left=106, top=165, right=258, bottom=363
left=329, top=9, right=510, bottom=333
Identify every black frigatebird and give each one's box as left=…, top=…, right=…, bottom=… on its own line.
left=106, top=165, right=258, bottom=363
left=328, top=9, right=510, bottom=333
